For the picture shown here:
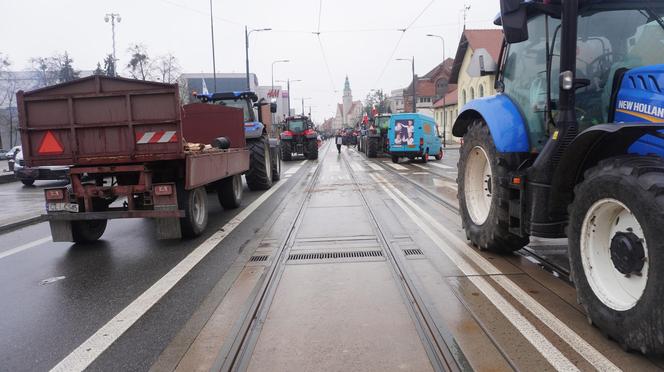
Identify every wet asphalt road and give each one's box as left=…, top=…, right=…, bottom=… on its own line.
left=2, top=142, right=660, bottom=371
left=0, top=159, right=311, bottom=371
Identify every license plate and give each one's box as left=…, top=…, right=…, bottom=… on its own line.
left=47, top=202, right=79, bottom=213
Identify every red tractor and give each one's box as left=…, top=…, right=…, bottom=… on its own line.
left=279, top=115, right=319, bottom=160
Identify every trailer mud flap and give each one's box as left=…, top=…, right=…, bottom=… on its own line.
left=49, top=220, right=73, bottom=242
left=155, top=216, right=182, bottom=240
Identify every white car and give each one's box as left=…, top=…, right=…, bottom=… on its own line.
left=13, top=147, right=69, bottom=186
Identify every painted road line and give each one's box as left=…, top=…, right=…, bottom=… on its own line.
left=386, top=163, right=408, bottom=171
left=284, top=163, right=304, bottom=176
left=370, top=173, right=579, bottom=371
left=433, top=178, right=457, bottom=190
left=366, top=163, right=384, bottom=171
left=50, top=176, right=292, bottom=372
left=412, top=172, right=428, bottom=175
left=375, top=174, right=620, bottom=372
left=0, top=237, right=51, bottom=260
left=411, top=164, right=428, bottom=170
left=430, top=163, right=454, bottom=170
left=298, top=159, right=308, bottom=166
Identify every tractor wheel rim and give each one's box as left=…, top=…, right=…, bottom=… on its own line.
left=233, top=175, right=242, bottom=200
left=464, top=146, right=492, bottom=225
left=192, top=189, right=205, bottom=226
left=580, top=198, right=648, bottom=311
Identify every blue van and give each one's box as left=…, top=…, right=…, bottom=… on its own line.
left=388, top=113, right=442, bottom=163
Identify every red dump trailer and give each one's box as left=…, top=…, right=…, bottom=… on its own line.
left=18, top=75, right=250, bottom=242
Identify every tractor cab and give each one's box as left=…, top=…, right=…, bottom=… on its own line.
left=279, top=115, right=319, bottom=161
left=453, top=0, right=664, bottom=354
left=196, top=91, right=277, bottom=140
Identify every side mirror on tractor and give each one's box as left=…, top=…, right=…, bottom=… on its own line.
left=499, top=0, right=528, bottom=44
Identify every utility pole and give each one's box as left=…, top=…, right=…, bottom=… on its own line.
left=398, top=57, right=416, bottom=112
left=208, top=0, right=217, bottom=91
left=245, top=26, right=271, bottom=90
left=426, top=34, right=447, bottom=147
left=104, top=13, right=121, bottom=76
left=277, top=79, right=301, bottom=117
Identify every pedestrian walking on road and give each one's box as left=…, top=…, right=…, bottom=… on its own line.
left=335, top=133, right=343, bottom=153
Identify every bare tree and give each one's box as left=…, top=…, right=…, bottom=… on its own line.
left=126, top=44, right=153, bottom=81
left=153, top=53, right=181, bottom=84
left=29, top=51, right=80, bottom=86
left=103, top=54, right=116, bottom=76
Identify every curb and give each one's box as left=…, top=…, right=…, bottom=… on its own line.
left=0, top=173, right=16, bottom=184
left=0, top=215, right=46, bottom=234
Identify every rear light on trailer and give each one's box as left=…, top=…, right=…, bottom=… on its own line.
left=45, top=188, right=65, bottom=201
left=419, top=138, right=424, bottom=146
left=154, top=184, right=173, bottom=196
left=512, top=177, right=522, bottom=185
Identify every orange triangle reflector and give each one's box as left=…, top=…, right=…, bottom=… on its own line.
left=38, top=131, right=64, bottom=155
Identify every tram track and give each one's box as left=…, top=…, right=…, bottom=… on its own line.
left=361, top=152, right=572, bottom=283
left=340, top=152, right=466, bottom=372
left=210, top=143, right=331, bottom=372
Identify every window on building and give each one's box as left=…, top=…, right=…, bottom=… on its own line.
left=435, top=78, right=449, bottom=98
left=470, top=87, right=475, bottom=101
left=462, top=89, right=467, bottom=105
left=479, top=84, right=484, bottom=98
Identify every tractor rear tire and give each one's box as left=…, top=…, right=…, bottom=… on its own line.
left=281, top=141, right=292, bottom=161
left=367, top=138, right=378, bottom=158
left=272, top=145, right=281, bottom=181
left=306, top=140, right=318, bottom=160
left=568, top=155, right=664, bottom=354
left=457, top=120, right=529, bottom=253
left=246, top=136, right=273, bottom=191
left=218, top=174, right=242, bottom=209
left=179, top=186, right=208, bottom=238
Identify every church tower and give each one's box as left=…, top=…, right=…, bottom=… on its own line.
left=342, top=76, right=352, bottom=126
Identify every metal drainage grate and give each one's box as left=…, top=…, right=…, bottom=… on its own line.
left=249, top=255, right=269, bottom=262
left=403, top=248, right=424, bottom=256
left=288, top=250, right=383, bottom=261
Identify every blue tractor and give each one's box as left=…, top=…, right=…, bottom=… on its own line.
left=197, top=91, right=281, bottom=190
left=455, top=0, right=664, bottom=353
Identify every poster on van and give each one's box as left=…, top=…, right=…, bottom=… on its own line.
left=394, top=119, right=414, bottom=146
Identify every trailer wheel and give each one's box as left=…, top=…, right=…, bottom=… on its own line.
left=21, top=179, right=35, bottom=186
left=435, top=149, right=443, bottom=160
left=568, top=155, right=664, bottom=354
left=246, top=136, right=273, bottom=191
left=306, top=140, right=318, bottom=160
left=457, top=120, right=528, bottom=253
left=421, top=151, right=429, bottom=163
left=218, top=175, right=242, bottom=209
left=281, top=140, right=292, bottom=161
left=367, top=138, right=378, bottom=158
left=72, top=219, right=107, bottom=243
left=179, top=186, right=208, bottom=238
left=391, top=155, right=399, bottom=164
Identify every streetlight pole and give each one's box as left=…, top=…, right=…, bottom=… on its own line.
left=208, top=0, right=217, bottom=91
left=427, top=33, right=447, bottom=147
left=300, top=97, right=312, bottom=116
left=245, top=26, right=272, bottom=91
left=104, top=13, right=121, bottom=76
left=277, top=79, right=301, bottom=117
left=271, top=59, right=290, bottom=91
left=396, top=57, right=416, bottom=113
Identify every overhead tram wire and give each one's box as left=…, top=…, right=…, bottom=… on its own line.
left=313, top=0, right=338, bottom=94
left=372, top=0, right=437, bottom=88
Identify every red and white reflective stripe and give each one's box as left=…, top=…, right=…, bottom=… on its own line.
left=136, top=131, right=178, bottom=144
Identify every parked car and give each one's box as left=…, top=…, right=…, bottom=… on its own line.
left=388, top=113, right=443, bottom=163
left=5, top=146, right=20, bottom=160
left=13, top=147, right=69, bottom=186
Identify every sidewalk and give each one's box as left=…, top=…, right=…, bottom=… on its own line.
left=0, top=180, right=59, bottom=233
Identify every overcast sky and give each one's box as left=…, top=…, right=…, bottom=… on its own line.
left=2, top=0, right=500, bottom=121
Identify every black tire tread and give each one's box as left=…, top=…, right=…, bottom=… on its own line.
left=457, top=120, right=529, bottom=253
left=567, top=155, right=664, bottom=354
left=246, top=136, right=273, bottom=191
